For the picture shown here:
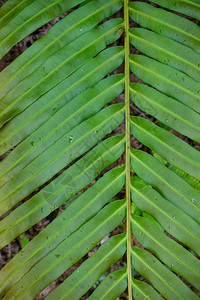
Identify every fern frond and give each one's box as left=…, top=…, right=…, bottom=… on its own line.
left=0, top=0, right=199, bottom=298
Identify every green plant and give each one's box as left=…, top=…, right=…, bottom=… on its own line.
left=0, top=0, right=200, bottom=298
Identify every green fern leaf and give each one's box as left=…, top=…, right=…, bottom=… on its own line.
left=0, top=0, right=199, bottom=299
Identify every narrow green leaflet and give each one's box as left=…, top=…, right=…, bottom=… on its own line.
left=0, top=0, right=34, bottom=21
left=46, top=234, right=126, bottom=300
left=0, top=0, right=86, bottom=59
left=4, top=200, right=126, bottom=299
left=150, top=0, right=200, bottom=21
left=131, top=149, right=200, bottom=224
left=130, top=83, right=200, bottom=143
left=0, top=104, right=124, bottom=215
left=0, top=166, right=125, bottom=295
left=130, top=54, right=200, bottom=113
left=0, top=75, right=124, bottom=185
left=129, top=28, right=200, bottom=82
left=132, top=215, right=200, bottom=288
left=129, top=1, right=200, bottom=53
left=88, top=269, right=127, bottom=300
left=131, top=116, right=200, bottom=180
left=0, top=47, right=124, bottom=155
left=0, top=135, right=125, bottom=249
left=131, top=177, right=200, bottom=254
left=0, top=0, right=123, bottom=96
left=0, top=19, right=123, bottom=125
left=132, top=278, right=162, bottom=300
left=131, top=247, right=199, bottom=300
left=169, top=165, right=200, bottom=191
